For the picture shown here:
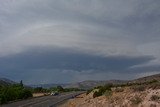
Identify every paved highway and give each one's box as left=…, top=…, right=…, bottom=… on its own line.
left=1, top=92, right=84, bottom=107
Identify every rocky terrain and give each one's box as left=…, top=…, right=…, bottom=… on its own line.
left=59, top=85, right=160, bottom=107
left=132, top=73, right=160, bottom=83
left=59, top=73, right=160, bottom=107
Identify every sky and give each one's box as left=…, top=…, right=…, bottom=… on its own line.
left=0, top=0, right=160, bottom=84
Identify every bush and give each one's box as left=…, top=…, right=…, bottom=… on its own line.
left=132, top=85, right=145, bottom=92
left=0, top=94, right=7, bottom=104
left=57, top=86, right=64, bottom=92
left=0, top=84, right=32, bottom=104
left=114, top=87, right=124, bottom=92
left=104, top=90, right=112, bottom=98
left=104, top=84, right=113, bottom=90
left=93, top=91, right=102, bottom=98
left=50, top=86, right=64, bottom=93
left=150, top=95, right=160, bottom=101
left=130, top=96, right=142, bottom=105
left=19, top=89, right=33, bottom=99
left=86, top=89, right=93, bottom=95
left=92, top=84, right=113, bottom=98
left=33, top=87, right=43, bottom=93
left=148, top=82, right=160, bottom=89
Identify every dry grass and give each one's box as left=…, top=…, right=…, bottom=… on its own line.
left=59, top=82, right=160, bottom=107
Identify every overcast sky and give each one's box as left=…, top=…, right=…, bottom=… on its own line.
left=0, top=0, right=160, bottom=84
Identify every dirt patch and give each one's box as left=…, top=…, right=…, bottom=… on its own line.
left=33, top=93, right=48, bottom=97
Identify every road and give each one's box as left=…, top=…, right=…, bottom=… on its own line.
left=1, top=92, right=84, bottom=107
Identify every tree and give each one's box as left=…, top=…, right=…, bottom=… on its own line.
left=57, top=86, right=64, bottom=92
left=20, top=80, right=23, bottom=87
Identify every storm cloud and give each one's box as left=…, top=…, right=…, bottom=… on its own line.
left=0, top=0, right=160, bottom=84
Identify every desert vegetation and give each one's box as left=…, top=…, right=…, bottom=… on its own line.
left=130, top=96, right=142, bottom=105
left=150, top=95, right=160, bottom=102
left=60, top=78, right=160, bottom=107
left=92, top=84, right=112, bottom=98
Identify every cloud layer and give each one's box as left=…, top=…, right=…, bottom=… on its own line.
left=0, top=0, right=160, bottom=84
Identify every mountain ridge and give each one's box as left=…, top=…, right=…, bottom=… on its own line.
left=1, top=73, right=160, bottom=89
left=0, top=78, right=16, bottom=86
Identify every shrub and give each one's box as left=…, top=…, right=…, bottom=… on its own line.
left=56, top=86, right=64, bottom=92
left=148, top=79, right=159, bottom=84
left=93, top=91, right=102, bottom=98
left=19, top=89, right=32, bottom=99
left=132, top=85, right=145, bottom=92
left=104, top=84, right=113, bottom=90
left=0, top=94, right=7, bottom=104
left=130, top=96, right=142, bottom=105
left=150, top=95, right=160, bottom=101
left=50, top=86, right=64, bottom=92
left=93, top=89, right=112, bottom=98
left=0, top=84, right=32, bottom=104
left=114, top=87, right=124, bottom=92
left=149, top=82, right=160, bottom=89
left=33, top=87, right=43, bottom=93
left=92, top=84, right=113, bottom=98
left=86, top=89, right=93, bottom=95
left=104, top=90, right=112, bottom=98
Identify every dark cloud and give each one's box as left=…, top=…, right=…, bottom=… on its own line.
left=0, top=47, right=156, bottom=84
left=128, top=64, right=160, bottom=73
left=0, top=48, right=154, bottom=71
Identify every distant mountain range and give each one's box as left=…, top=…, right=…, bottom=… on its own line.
left=29, top=80, right=128, bottom=89
left=1, top=73, right=160, bottom=89
left=68, top=73, right=160, bottom=89
left=29, top=83, right=68, bottom=89
left=64, top=80, right=128, bottom=89
left=28, top=73, right=160, bottom=89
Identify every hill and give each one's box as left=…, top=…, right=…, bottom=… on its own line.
left=29, top=80, right=128, bottom=89
left=0, top=78, right=16, bottom=86
left=29, top=73, right=160, bottom=89
left=60, top=73, right=160, bottom=107
left=132, top=73, right=160, bottom=83
left=65, top=73, right=160, bottom=89
left=30, top=83, right=68, bottom=89
left=64, top=80, right=128, bottom=89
